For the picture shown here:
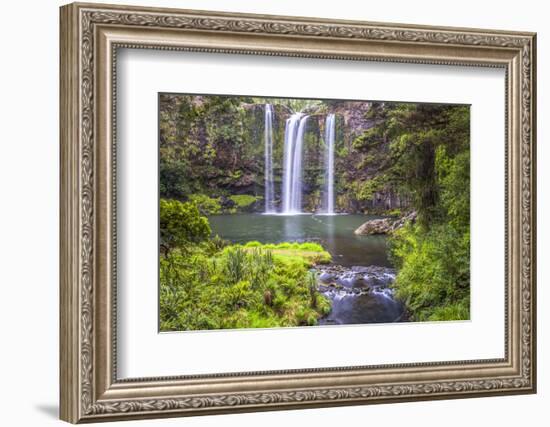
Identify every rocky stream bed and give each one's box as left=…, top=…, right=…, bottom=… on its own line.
left=315, top=264, right=408, bottom=325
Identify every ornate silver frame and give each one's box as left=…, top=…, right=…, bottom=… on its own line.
left=60, top=2, right=537, bottom=423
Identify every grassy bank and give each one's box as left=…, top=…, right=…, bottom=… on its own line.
left=159, top=200, right=332, bottom=331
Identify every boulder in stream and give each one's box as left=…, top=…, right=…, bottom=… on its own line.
left=354, top=211, right=417, bottom=235
left=354, top=218, right=393, bottom=235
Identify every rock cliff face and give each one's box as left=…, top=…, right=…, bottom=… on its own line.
left=265, top=100, right=411, bottom=213
left=324, top=101, right=408, bottom=213
left=159, top=94, right=411, bottom=214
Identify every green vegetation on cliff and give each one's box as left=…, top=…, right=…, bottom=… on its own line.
left=358, top=104, right=471, bottom=321
left=159, top=94, right=410, bottom=214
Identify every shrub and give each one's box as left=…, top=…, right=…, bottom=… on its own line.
left=390, top=222, right=470, bottom=321
left=159, top=199, right=210, bottom=254
left=428, top=299, right=470, bottom=321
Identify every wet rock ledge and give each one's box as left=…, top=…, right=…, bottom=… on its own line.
left=316, top=265, right=396, bottom=293
left=354, top=211, right=417, bottom=235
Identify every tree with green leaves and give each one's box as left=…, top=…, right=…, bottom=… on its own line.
left=353, top=102, right=471, bottom=320
left=159, top=199, right=211, bottom=255
left=353, top=103, right=469, bottom=226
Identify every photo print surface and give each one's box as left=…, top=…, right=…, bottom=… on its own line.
left=158, top=93, right=471, bottom=332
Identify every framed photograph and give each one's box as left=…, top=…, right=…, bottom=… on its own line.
left=60, top=2, right=537, bottom=423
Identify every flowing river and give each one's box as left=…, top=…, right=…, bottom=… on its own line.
left=209, top=213, right=407, bottom=325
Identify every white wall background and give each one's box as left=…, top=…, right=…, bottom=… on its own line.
left=0, top=0, right=545, bottom=425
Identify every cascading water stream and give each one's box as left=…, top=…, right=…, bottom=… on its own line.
left=282, top=113, right=302, bottom=213
left=264, top=108, right=331, bottom=214
left=323, top=114, right=336, bottom=214
left=264, top=104, right=275, bottom=213
left=282, top=113, right=309, bottom=214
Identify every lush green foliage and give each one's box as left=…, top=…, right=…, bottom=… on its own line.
left=188, top=193, right=222, bottom=215
left=160, top=94, right=261, bottom=204
left=159, top=206, right=332, bottom=331
left=159, top=199, right=210, bottom=254
left=374, top=105, right=471, bottom=321
left=240, top=241, right=332, bottom=264
left=159, top=95, right=471, bottom=323
left=390, top=223, right=470, bottom=321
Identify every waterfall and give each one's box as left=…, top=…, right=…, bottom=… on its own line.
left=264, top=104, right=275, bottom=213
left=282, top=113, right=309, bottom=214
left=324, top=114, right=336, bottom=214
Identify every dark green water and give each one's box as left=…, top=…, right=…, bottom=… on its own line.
left=208, top=213, right=391, bottom=267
